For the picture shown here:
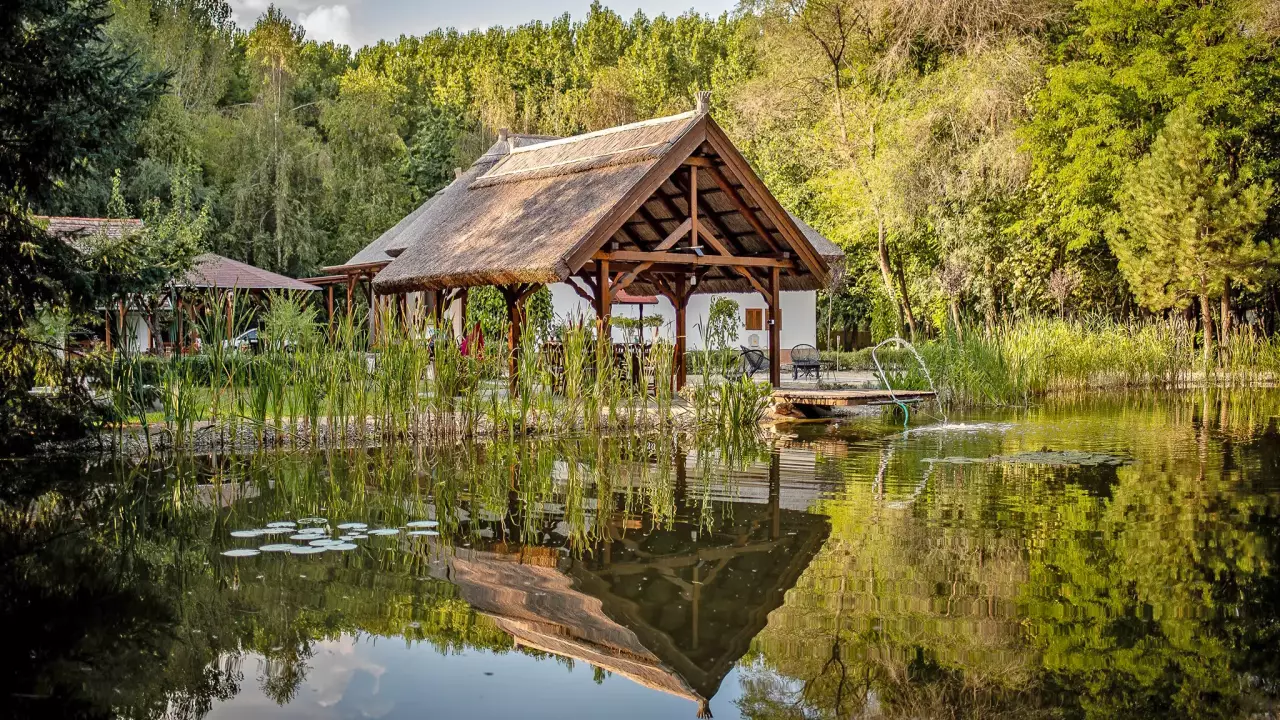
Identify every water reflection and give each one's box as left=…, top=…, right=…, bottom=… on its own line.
left=6, top=390, right=1280, bottom=719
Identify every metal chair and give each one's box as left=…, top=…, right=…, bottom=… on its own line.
left=740, top=348, right=768, bottom=379
left=790, top=344, right=821, bottom=380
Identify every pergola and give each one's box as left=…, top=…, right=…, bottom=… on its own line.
left=168, top=253, right=320, bottom=347
left=361, top=95, right=841, bottom=388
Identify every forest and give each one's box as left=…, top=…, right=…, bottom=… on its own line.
left=18, top=0, right=1280, bottom=339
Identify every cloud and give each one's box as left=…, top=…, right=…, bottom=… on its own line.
left=299, top=5, right=354, bottom=48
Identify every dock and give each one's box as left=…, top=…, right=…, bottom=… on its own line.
left=770, top=388, right=937, bottom=419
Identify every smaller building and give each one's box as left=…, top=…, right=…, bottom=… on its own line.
left=39, top=216, right=321, bottom=353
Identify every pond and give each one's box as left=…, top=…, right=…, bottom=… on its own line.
left=5, top=389, right=1280, bottom=719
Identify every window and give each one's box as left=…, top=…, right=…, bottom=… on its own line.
left=745, top=308, right=763, bottom=331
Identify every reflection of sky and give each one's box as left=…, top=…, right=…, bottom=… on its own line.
left=207, top=634, right=745, bottom=719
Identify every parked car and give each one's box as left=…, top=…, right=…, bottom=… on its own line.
left=223, top=328, right=260, bottom=352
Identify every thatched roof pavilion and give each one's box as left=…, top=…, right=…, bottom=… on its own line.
left=340, top=95, right=844, bottom=387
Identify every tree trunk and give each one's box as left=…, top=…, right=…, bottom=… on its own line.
left=1200, top=292, right=1216, bottom=369
left=1220, top=284, right=1232, bottom=346
left=875, top=216, right=905, bottom=337
left=894, top=259, right=918, bottom=340
left=950, top=298, right=963, bottom=341
left=983, top=259, right=996, bottom=336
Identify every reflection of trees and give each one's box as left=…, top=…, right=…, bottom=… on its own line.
left=743, top=390, right=1280, bottom=719
left=4, top=432, right=773, bottom=718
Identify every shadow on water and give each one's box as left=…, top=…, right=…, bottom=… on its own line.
left=6, top=389, right=1280, bottom=719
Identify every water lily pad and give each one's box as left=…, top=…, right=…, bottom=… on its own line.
left=289, top=546, right=326, bottom=555
left=407, top=530, right=439, bottom=537
left=259, top=544, right=296, bottom=552
left=230, top=530, right=263, bottom=538
left=343, top=534, right=368, bottom=540
left=259, top=527, right=292, bottom=535
left=406, top=520, right=438, bottom=528
left=336, top=522, right=367, bottom=530
left=221, top=548, right=260, bottom=557
left=326, top=543, right=359, bottom=551
left=309, top=538, right=342, bottom=547
left=266, top=521, right=296, bottom=528
left=367, top=528, right=400, bottom=536
left=297, top=517, right=327, bottom=524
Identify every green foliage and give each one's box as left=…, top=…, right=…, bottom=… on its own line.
left=260, top=291, right=320, bottom=349
left=1, top=0, right=161, bottom=452
left=1113, top=106, right=1273, bottom=310
left=703, top=296, right=741, bottom=350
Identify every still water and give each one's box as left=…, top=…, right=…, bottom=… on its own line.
left=6, top=390, right=1280, bottom=719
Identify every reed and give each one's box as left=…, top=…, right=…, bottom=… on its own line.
left=878, top=316, right=1280, bottom=406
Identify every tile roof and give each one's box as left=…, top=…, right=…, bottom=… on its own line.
left=37, top=216, right=144, bottom=247
left=178, top=253, right=320, bottom=292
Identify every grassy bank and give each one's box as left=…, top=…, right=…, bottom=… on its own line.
left=834, top=317, right=1280, bottom=406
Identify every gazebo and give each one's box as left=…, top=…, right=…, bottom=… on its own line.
left=357, top=95, right=835, bottom=388
left=151, top=253, right=320, bottom=351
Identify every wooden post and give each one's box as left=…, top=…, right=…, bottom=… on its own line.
left=595, top=259, right=612, bottom=331
left=675, top=274, right=688, bottom=390
left=345, top=273, right=355, bottom=310
left=505, top=287, right=524, bottom=393
left=326, top=285, right=334, bottom=334
left=768, top=266, right=781, bottom=387
left=366, top=276, right=376, bottom=348
left=429, top=288, right=443, bottom=326
left=104, top=308, right=112, bottom=351
left=456, top=287, right=469, bottom=337
left=176, top=296, right=184, bottom=354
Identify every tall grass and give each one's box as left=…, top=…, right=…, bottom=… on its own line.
left=876, top=316, right=1280, bottom=406
left=129, top=291, right=774, bottom=454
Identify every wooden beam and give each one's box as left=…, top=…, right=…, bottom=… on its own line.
left=692, top=218, right=771, bottom=296
left=705, top=121, right=828, bottom=283
left=610, top=263, right=652, bottom=299
left=567, top=277, right=595, bottom=304
left=682, top=156, right=714, bottom=167
left=564, top=116, right=708, bottom=272
left=689, top=164, right=699, bottom=250
left=593, top=250, right=794, bottom=269
left=666, top=172, right=750, bottom=257
left=707, top=165, right=782, bottom=253
left=654, top=217, right=692, bottom=252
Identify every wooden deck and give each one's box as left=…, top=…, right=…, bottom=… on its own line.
left=772, top=388, right=936, bottom=408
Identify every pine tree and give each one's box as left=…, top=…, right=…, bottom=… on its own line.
left=1114, top=106, right=1273, bottom=363
left=0, top=0, right=160, bottom=448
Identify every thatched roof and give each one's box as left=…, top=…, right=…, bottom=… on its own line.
left=178, top=253, right=319, bottom=292
left=371, top=110, right=843, bottom=297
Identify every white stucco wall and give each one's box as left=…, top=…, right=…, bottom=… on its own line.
left=120, top=312, right=150, bottom=352
left=547, top=282, right=817, bottom=354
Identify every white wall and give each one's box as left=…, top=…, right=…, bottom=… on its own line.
left=547, top=282, right=817, bottom=353
left=120, top=312, right=150, bottom=352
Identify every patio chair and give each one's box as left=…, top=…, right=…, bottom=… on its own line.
left=790, top=344, right=822, bottom=380
left=739, top=347, right=768, bottom=379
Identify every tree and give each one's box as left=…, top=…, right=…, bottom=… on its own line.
left=1113, top=106, right=1273, bottom=364
left=1, top=0, right=160, bottom=451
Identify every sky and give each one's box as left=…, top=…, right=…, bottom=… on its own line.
left=225, top=0, right=740, bottom=50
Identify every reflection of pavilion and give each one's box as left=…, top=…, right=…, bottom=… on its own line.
left=432, top=453, right=830, bottom=717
